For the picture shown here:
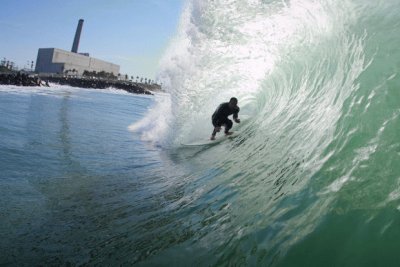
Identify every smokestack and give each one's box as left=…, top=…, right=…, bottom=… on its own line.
left=71, top=19, right=84, bottom=53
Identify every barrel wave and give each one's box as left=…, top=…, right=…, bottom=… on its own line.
left=132, top=0, right=400, bottom=265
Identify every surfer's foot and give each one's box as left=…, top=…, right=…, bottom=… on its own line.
left=210, top=135, right=216, bottom=140
left=225, top=131, right=233, bottom=136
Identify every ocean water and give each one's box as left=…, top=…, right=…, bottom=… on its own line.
left=2, top=0, right=400, bottom=266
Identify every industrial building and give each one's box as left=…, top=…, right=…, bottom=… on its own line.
left=35, top=48, right=120, bottom=75
left=35, top=19, right=120, bottom=76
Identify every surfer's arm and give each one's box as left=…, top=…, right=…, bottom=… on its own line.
left=233, top=107, right=240, bottom=123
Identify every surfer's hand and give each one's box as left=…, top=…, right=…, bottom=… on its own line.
left=235, top=118, right=240, bottom=123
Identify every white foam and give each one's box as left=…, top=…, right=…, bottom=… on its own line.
left=0, top=84, right=144, bottom=98
left=128, top=92, right=172, bottom=145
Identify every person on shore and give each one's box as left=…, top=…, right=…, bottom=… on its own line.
left=210, top=97, right=240, bottom=140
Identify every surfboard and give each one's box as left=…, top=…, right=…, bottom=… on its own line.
left=181, top=131, right=240, bottom=147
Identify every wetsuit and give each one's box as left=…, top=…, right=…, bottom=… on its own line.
left=211, top=102, right=240, bottom=135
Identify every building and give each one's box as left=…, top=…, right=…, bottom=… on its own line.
left=35, top=19, right=120, bottom=76
left=35, top=48, right=120, bottom=75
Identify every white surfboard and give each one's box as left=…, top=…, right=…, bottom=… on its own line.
left=181, top=131, right=240, bottom=147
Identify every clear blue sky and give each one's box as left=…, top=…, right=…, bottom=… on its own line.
left=0, top=0, right=185, bottom=79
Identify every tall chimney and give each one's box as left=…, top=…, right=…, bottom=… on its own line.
left=71, top=19, right=84, bottom=53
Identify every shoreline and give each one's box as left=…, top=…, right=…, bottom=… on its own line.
left=0, top=72, right=161, bottom=95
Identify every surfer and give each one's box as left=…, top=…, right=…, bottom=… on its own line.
left=210, top=97, right=240, bottom=140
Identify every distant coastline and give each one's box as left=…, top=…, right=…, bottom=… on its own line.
left=0, top=70, right=160, bottom=95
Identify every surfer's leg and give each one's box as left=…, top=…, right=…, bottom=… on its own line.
left=211, top=127, right=221, bottom=140
left=210, top=128, right=218, bottom=140
left=224, top=119, right=233, bottom=135
left=211, top=119, right=221, bottom=140
left=212, top=127, right=221, bottom=135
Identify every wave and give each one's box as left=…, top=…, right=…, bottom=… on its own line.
left=132, top=0, right=400, bottom=263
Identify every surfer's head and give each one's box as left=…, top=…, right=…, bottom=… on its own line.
left=229, top=97, right=238, bottom=108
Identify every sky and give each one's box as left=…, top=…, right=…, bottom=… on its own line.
left=0, top=0, right=185, bottom=80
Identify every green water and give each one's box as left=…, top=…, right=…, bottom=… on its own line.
left=152, top=0, right=400, bottom=265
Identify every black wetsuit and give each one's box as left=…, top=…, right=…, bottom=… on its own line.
left=211, top=102, right=240, bottom=134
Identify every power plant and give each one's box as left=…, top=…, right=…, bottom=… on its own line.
left=35, top=19, right=120, bottom=76
left=71, top=19, right=84, bottom=53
